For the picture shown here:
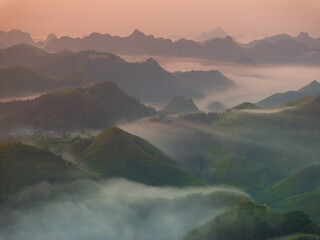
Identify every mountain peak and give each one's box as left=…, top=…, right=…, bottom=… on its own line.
left=297, top=32, right=309, bottom=38
left=162, top=95, right=200, bottom=114
left=145, top=57, right=159, bottom=65
left=298, top=80, right=320, bottom=94
left=129, top=29, right=146, bottom=38
left=46, top=33, right=57, bottom=41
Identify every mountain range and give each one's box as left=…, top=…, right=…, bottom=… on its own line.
left=195, top=27, right=228, bottom=42
left=41, top=30, right=320, bottom=65
left=1, top=29, right=318, bottom=65
left=2, top=44, right=237, bottom=102
left=244, top=32, right=320, bottom=50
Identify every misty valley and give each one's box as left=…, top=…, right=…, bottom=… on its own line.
left=0, top=28, right=320, bottom=240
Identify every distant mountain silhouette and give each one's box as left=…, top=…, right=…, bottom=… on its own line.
left=245, top=32, right=320, bottom=51
left=0, top=30, right=35, bottom=47
left=36, top=33, right=57, bottom=47
left=1, top=29, right=319, bottom=65
left=42, top=29, right=320, bottom=65
left=0, top=44, right=203, bottom=103
left=0, top=43, right=51, bottom=66
left=208, top=101, right=226, bottom=112
left=161, top=96, right=200, bottom=114
left=257, top=80, right=320, bottom=108
left=195, top=27, right=228, bottom=42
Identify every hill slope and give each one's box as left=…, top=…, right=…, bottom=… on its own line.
left=81, top=127, right=204, bottom=186
left=261, top=164, right=320, bottom=223
left=0, top=82, right=155, bottom=132
left=0, top=142, right=81, bottom=199
left=185, top=205, right=320, bottom=240
left=257, top=81, right=320, bottom=108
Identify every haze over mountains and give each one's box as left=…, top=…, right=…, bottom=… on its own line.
left=1, top=25, right=320, bottom=240
left=0, top=44, right=237, bottom=103
left=1, top=29, right=319, bottom=66
left=195, top=27, right=228, bottom=42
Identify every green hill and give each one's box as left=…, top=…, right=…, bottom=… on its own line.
left=161, top=95, right=320, bottom=194
left=263, top=164, right=320, bottom=199
left=257, top=81, right=320, bottom=108
left=0, top=142, right=82, bottom=199
left=231, top=102, right=261, bottom=110
left=261, top=164, right=320, bottom=223
left=185, top=205, right=320, bottom=240
left=0, top=82, right=155, bottom=132
left=161, top=96, right=200, bottom=114
left=283, top=96, right=320, bottom=120
left=80, top=127, right=205, bottom=186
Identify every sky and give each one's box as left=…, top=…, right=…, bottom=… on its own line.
left=1, top=0, right=320, bottom=41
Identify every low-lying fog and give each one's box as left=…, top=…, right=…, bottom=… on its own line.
left=121, top=55, right=320, bottom=110
left=0, top=178, right=248, bottom=240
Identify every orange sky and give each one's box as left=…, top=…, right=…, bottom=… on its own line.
left=1, top=0, right=319, bottom=41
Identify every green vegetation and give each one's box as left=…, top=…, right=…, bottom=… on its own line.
left=185, top=205, right=320, bottom=240
left=81, top=127, right=205, bottom=186
left=260, top=164, right=320, bottom=223
left=0, top=82, right=155, bottom=132
left=257, top=80, right=320, bottom=108
left=0, top=142, right=83, bottom=200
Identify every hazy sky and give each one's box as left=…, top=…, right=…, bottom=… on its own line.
left=1, top=0, right=319, bottom=41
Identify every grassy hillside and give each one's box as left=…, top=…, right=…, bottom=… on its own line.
left=263, top=164, right=320, bottom=199
left=283, top=96, right=320, bottom=120
left=260, top=164, right=320, bottom=223
left=81, top=127, right=205, bottom=186
left=0, top=142, right=82, bottom=199
left=185, top=205, right=320, bottom=240
left=257, top=81, right=320, bottom=108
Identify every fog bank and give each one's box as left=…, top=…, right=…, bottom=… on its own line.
left=0, top=178, right=248, bottom=240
